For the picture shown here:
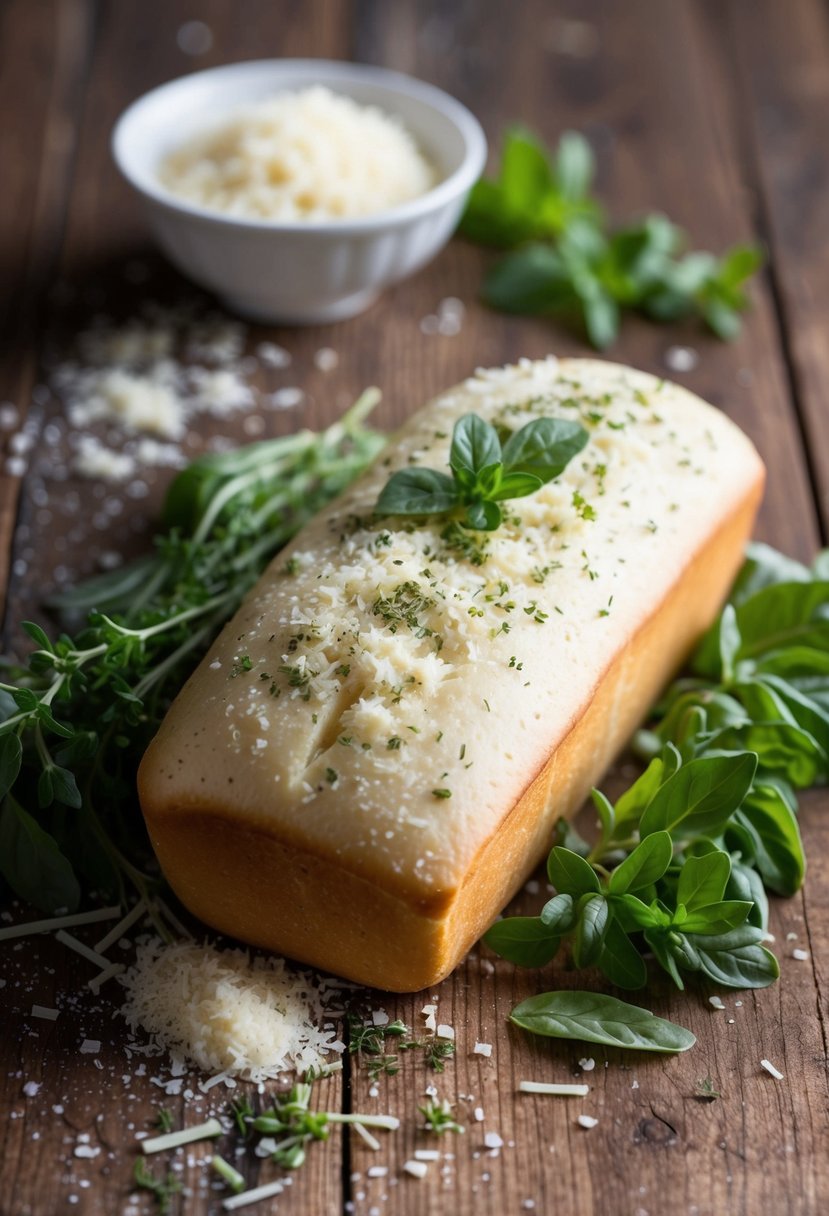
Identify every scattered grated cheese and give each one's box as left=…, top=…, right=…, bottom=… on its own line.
left=760, top=1059, right=784, bottom=1081
left=353, top=1122, right=381, bottom=1151
left=72, top=436, right=136, bottom=483
left=792, top=948, right=809, bottom=961
left=31, top=1005, right=59, bottom=1021
left=578, top=1058, right=595, bottom=1071
left=519, top=1082, right=589, bottom=1097
left=119, top=938, right=338, bottom=1081
left=88, top=962, right=125, bottom=993
left=223, top=1179, right=289, bottom=1210
left=0, top=907, right=121, bottom=942
left=473, top=1042, right=492, bottom=1057
left=23, top=1081, right=41, bottom=1097
left=55, top=930, right=111, bottom=969
left=436, top=1024, right=455, bottom=1041
left=142, top=1118, right=222, bottom=1155
left=94, top=901, right=148, bottom=953
left=80, top=1040, right=101, bottom=1055
left=708, top=995, right=726, bottom=1010
left=414, top=1150, right=440, bottom=1161
left=577, top=1115, right=599, bottom=1129
left=403, top=1160, right=429, bottom=1179
left=484, top=1132, right=503, bottom=1150
left=474, top=1107, right=485, bottom=1122
left=367, top=1166, right=388, bottom=1178
left=74, top=1145, right=100, bottom=1159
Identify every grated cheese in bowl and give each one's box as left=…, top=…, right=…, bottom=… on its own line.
left=158, top=85, right=437, bottom=222
left=119, top=938, right=342, bottom=1082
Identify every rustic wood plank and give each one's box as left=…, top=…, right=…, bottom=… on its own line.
left=0, top=0, right=94, bottom=613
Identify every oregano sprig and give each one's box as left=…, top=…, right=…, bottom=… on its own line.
left=375, top=412, right=588, bottom=531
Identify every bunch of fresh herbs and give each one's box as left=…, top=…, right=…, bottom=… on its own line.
left=459, top=127, right=762, bottom=348
left=0, top=392, right=385, bottom=918
left=375, top=411, right=588, bottom=531
left=485, top=543, right=826, bottom=1045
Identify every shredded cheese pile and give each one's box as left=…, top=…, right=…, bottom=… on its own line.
left=119, top=938, right=340, bottom=1082
left=159, top=85, right=437, bottom=221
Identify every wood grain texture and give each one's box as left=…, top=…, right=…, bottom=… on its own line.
left=1, top=1, right=828, bottom=1214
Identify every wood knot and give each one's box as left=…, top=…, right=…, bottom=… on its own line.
left=636, top=1114, right=679, bottom=1146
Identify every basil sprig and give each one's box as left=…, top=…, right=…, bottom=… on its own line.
left=485, top=542, right=829, bottom=1007
left=375, top=412, right=588, bottom=532
left=459, top=126, right=761, bottom=349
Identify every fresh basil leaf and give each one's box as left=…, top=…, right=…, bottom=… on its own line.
left=736, top=581, right=829, bottom=660
left=0, top=796, right=80, bottom=912
left=730, top=542, right=811, bottom=605
left=597, top=920, right=649, bottom=990
left=502, top=127, right=554, bottom=210
left=675, top=849, right=731, bottom=911
left=547, top=846, right=601, bottom=896
left=483, top=244, right=574, bottom=314
left=0, top=733, right=22, bottom=800
left=464, top=499, right=501, bottom=531
left=612, top=893, right=665, bottom=930
left=459, top=178, right=537, bottom=247
left=450, top=414, right=502, bottom=480
left=554, top=132, right=594, bottom=201
left=608, top=831, right=673, bottom=893
left=483, top=916, right=560, bottom=967
left=489, top=472, right=544, bottom=502
left=711, top=721, right=822, bottom=788
left=612, top=755, right=664, bottom=833
left=718, top=604, right=741, bottom=683
left=501, top=417, right=589, bottom=483
left=690, top=926, right=779, bottom=989
left=572, top=894, right=609, bottom=968
left=374, top=468, right=459, bottom=516
left=474, top=462, right=504, bottom=499
left=644, top=928, right=685, bottom=989
left=727, top=860, right=769, bottom=931
left=639, top=752, right=757, bottom=839
left=591, top=787, right=615, bottom=840
left=510, top=990, right=695, bottom=1053
left=50, top=765, right=83, bottom=810
left=679, top=900, right=752, bottom=935
left=730, top=783, right=805, bottom=896
left=539, top=892, right=576, bottom=932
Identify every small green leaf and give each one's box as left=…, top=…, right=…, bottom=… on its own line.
left=0, top=733, right=23, bottom=800
left=539, top=892, right=576, bottom=932
left=572, top=894, right=609, bottom=968
left=547, top=846, right=601, bottom=896
left=510, top=990, right=695, bottom=1053
left=608, top=831, right=673, bottom=893
left=679, top=900, right=753, bottom=935
left=639, top=752, right=757, bottom=838
left=483, top=917, right=560, bottom=967
left=449, top=414, right=502, bottom=480
left=597, top=921, right=648, bottom=990
left=691, top=926, right=780, bottom=989
left=489, top=472, right=544, bottom=501
left=464, top=499, right=501, bottom=531
left=501, top=417, right=589, bottom=483
left=374, top=468, right=459, bottom=516
left=675, top=849, right=731, bottom=911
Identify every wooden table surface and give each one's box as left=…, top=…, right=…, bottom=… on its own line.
left=2, top=2, right=828, bottom=1214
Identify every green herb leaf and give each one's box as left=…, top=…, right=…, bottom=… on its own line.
left=483, top=916, right=560, bottom=967
left=675, top=849, right=732, bottom=911
left=501, top=417, right=589, bottom=482
left=374, top=467, right=459, bottom=516
left=0, top=796, right=80, bottom=911
left=449, top=414, right=502, bottom=480
left=639, top=752, right=757, bottom=838
left=547, top=846, right=601, bottom=896
left=510, top=991, right=695, bottom=1053
left=608, top=831, right=673, bottom=893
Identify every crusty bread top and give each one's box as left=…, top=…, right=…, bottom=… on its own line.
left=140, top=358, right=764, bottom=901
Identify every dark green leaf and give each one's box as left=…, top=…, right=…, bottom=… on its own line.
left=572, top=894, right=609, bottom=967
left=489, top=472, right=544, bottom=501
left=22, top=621, right=54, bottom=652
left=374, top=468, right=459, bottom=516
left=483, top=917, right=560, bottom=967
left=449, top=415, right=502, bottom=480
left=675, top=849, right=731, bottom=911
left=639, top=752, right=757, bottom=838
left=731, top=783, right=805, bottom=896
left=0, top=797, right=80, bottom=912
left=597, top=920, right=648, bottom=990
left=510, top=990, right=695, bottom=1053
left=483, top=244, right=573, bottom=314
left=500, top=417, right=589, bottom=483
left=609, top=831, right=673, bottom=893
left=464, top=499, right=501, bottom=531
left=0, top=733, right=22, bottom=800
left=690, top=926, right=780, bottom=989
left=679, top=900, right=752, bottom=935
left=547, top=846, right=601, bottom=896
left=539, top=892, right=576, bottom=932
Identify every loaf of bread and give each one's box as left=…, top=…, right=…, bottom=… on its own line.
left=139, top=358, right=764, bottom=991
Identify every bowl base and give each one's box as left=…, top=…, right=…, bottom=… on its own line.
left=219, top=286, right=382, bottom=325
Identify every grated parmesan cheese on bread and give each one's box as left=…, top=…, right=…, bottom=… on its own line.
left=119, top=939, right=340, bottom=1080
left=139, top=357, right=765, bottom=991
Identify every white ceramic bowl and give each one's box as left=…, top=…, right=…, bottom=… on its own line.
left=112, top=59, right=487, bottom=324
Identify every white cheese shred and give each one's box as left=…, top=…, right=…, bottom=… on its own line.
left=760, top=1059, right=784, bottom=1080
left=31, top=1005, right=60, bottom=1021
left=0, top=906, right=121, bottom=942
left=55, top=930, right=111, bottom=969
left=141, top=1118, right=223, bottom=1155
left=94, top=900, right=148, bottom=953
left=403, top=1160, right=429, bottom=1179
left=519, top=1081, right=590, bottom=1096
left=352, top=1122, right=381, bottom=1151
left=223, top=1179, right=289, bottom=1210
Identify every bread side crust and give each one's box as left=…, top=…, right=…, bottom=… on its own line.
left=141, top=468, right=762, bottom=990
